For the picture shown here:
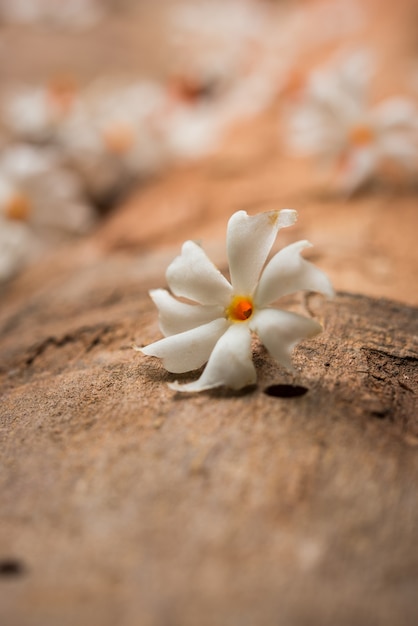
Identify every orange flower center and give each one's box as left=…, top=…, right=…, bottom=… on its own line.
left=168, top=74, right=215, bottom=105
left=102, top=123, right=135, bottom=155
left=281, top=67, right=306, bottom=99
left=348, top=123, right=374, bottom=147
left=227, top=296, right=254, bottom=323
left=47, top=75, right=77, bottom=116
left=5, top=194, right=31, bottom=222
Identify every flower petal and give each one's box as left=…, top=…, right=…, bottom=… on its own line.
left=254, top=240, right=334, bottom=307
left=139, top=318, right=228, bottom=373
left=288, top=105, right=343, bottom=157
left=250, top=308, right=322, bottom=371
left=166, top=240, right=232, bottom=305
left=0, top=216, right=32, bottom=282
left=169, top=323, right=256, bottom=392
left=373, top=98, right=418, bottom=130
left=377, top=133, right=418, bottom=170
left=338, top=147, right=376, bottom=194
left=149, top=289, right=224, bottom=336
left=227, top=209, right=297, bottom=295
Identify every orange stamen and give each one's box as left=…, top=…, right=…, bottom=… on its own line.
left=168, top=74, right=214, bottom=104
left=5, top=194, right=31, bottom=222
left=227, top=296, right=254, bottom=322
left=281, top=67, right=306, bottom=99
left=47, top=75, right=77, bottom=116
left=348, top=124, right=374, bottom=147
left=102, top=123, right=135, bottom=155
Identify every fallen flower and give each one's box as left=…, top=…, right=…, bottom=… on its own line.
left=287, top=50, right=418, bottom=193
left=2, top=76, right=80, bottom=144
left=138, top=209, right=334, bottom=392
left=59, top=80, right=168, bottom=198
left=0, top=144, right=96, bottom=236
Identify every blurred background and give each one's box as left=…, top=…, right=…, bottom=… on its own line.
left=0, top=0, right=417, bottom=305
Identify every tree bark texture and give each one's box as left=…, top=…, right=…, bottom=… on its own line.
left=1, top=257, right=417, bottom=626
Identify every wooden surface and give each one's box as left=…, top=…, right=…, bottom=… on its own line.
left=1, top=1, right=418, bottom=624
left=1, top=279, right=418, bottom=625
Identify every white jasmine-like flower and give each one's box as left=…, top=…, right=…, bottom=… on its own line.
left=287, top=51, right=418, bottom=193
left=158, top=98, right=229, bottom=162
left=0, top=144, right=95, bottom=237
left=139, top=209, right=333, bottom=392
left=2, top=78, right=79, bottom=143
left=59, top=80, right=168, bottom=197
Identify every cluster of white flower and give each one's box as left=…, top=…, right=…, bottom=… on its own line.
left=168, top=0, right=363, bottom=125
left=0, top=143, right=95, bottom=281
left=0, top=1, right=288, bottom=282
left=0, top=0, right=374, bottom=284
left=0, top=67, right=262, bottom=283
left=0, top=59, right=285, bottom=282
left=0, top=76, right=104, bottom=281
left=286, top=50, right=418, bottom=194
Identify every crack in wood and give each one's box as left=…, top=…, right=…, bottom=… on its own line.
left=25, top=324, right=115, bottom=367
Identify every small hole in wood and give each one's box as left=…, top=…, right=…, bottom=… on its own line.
left=264, top=384, right=308, bottom=398
left=0, top=559, right=25, bottom=578
left=371, top=410, right=389, bottom=420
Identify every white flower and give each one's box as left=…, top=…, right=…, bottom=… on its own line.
left=158, top=98, right=229, bottom=161
left=169, top=0, right=269, bottom=88
left=139, top=209, right=334, bottom=392
left=287, top=51, right=418, bottom=193
left=0, top=144, right=95, bottom=237
left=0, top=144, right=96, bottom=282
left=167, top=0, right=302, bottom=130
left=2, top=78, right=79, bottom=143
left=59, top=80, right=168, bottom=197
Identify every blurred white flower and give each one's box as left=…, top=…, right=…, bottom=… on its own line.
left=170, top=0, right=269, bottom=89
left=139, top=209, right=333, bottom=392
left=158, top=95, right=229, bottom=162
left=0, top=144, right=95, bottom=237
left=287, top=51, right=418, bottom=193
left=161, top=0, right=296, bottom=160
left=168, top=0, right=365, bottom=132
left=3, top=77, right=79, bottom=143
left=59, top=80, right=168, bottom=198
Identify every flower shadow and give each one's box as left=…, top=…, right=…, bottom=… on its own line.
left=172, top=384, right=258, bottom=401
left=139, top=357, right=258, bottom=399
